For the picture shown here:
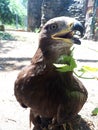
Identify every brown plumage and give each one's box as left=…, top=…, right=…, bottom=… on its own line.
left=14, top=17, right=88, bottom=130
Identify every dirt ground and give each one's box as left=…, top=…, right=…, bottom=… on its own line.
left=0, top=31, right=98, bottom=130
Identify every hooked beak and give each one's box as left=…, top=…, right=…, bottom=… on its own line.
left=52, top=19, right=84, bottom=45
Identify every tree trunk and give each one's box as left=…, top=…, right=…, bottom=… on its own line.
left=28, top=0, right=87, bottom=31
left=27, top=0, right=43, bottom=31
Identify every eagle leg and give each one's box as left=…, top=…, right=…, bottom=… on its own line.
left=63, top=123, right=66, bottom=130
left=68, top=123, right=73, bottom=130
left=63, top=123, right=74, bottom=130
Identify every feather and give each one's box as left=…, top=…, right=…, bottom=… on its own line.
left=14, top=16, right=87, bottom=130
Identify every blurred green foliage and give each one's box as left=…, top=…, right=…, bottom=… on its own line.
left=0, top=0, right=26, bottom=25
left=92, top=108, right=98, bottom=116
left=34, top=28, right=40, bottom=33
left=0, top=31, right=16, bottom=40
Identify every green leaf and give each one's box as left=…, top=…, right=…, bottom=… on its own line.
left=53, top=55, right=77, bottom=72
left=82, top=66, right=98, bottom=72
left=92, top=108, right=98, bottom=116
left=78, top=67, right=87, bottom=73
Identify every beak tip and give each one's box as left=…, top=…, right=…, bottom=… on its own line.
left=73, top=21, right=84, bottom=38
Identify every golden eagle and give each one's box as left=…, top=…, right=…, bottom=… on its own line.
left=14, top=17, right=88, bottom=130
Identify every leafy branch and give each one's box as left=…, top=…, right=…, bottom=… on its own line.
left=53, top=48, right=98, bottom=116
left=53, top=50, right=98, bottom=79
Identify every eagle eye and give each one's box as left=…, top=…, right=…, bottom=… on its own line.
left=49, top=23, right=58, bottom=31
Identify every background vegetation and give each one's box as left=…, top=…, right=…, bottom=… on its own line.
left=0, top=0, right=27, bottom=27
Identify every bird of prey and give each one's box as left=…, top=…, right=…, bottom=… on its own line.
left=14, top=16, right=88, bottom=130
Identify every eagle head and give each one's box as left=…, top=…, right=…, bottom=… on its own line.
left=39, top=17, right=84, bottom=63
